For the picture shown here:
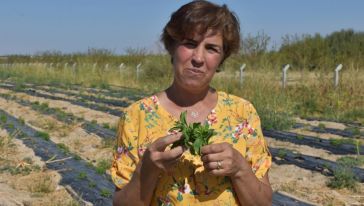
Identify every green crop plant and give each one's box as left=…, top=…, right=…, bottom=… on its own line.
left=277, top=149, right=288, bottom=159
left=73, top=154, right=82, bottom=161
left=327, top=165, right=357, bottom=191
left=18, top=117, right=25, bottom=125
left=100, top=188, right=112, bottom=198
left=96, top=159, right=111, bottom=174
left=6, top=123, right=14, bottom=129
left=337, top=156, right=364, bottom=167
left=35, top=131, right=50, bottom=141
left=318, top=123, right=326, bottom=131
left=296, top=134, right=304, bottom=140
left=89, top=181, right=96, bottom=188
left=102, top=123, right=110, bottom=129
left=170, top=111, right=216, bottom=156
left=329, top=138, right=355, bottom=147
left=0, top=114, right=7, bottom=124
left=57, top=143, right=70, bottom=154
left=77, top=172, right=87, bottom=180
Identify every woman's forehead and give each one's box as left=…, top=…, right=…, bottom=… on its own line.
left=185, top=29, right=222, bottom=42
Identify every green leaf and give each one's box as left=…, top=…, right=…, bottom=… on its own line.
left=193, top=138, right=203, bottom=155
left=169, top=111, right=216, bottom=156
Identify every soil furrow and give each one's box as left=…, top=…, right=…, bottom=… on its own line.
left=270, top=147, right=364, bottom=182
left=0, top=109, right=113, bottom=206
left=0, top=83, right=123, bottom=117
left=264, top=129, right=364, bottom=155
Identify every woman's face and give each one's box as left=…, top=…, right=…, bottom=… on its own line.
left=172, top=30, right=224, bottom=92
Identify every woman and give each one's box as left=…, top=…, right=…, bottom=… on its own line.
left=111, top=1, right=272, bottom=205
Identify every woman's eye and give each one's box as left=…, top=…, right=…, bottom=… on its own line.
left=183, top=42, right=196, bottom=48
left=207, top=46, right=219, bottom=53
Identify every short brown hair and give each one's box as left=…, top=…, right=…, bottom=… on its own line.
left=161, top=0, right=240, bottom=63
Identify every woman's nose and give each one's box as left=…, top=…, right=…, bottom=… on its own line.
left=191, top=47, right=204, bottom=67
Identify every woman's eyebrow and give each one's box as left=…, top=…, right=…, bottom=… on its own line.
left=184, top=38, right=197, bottom=43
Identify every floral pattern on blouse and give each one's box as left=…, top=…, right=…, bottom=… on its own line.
left=110, top=91, right=271, bottom=206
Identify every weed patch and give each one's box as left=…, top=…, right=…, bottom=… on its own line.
left=35, top=131, right=50, bottom=141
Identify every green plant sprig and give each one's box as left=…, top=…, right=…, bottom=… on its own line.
left=170, top=111, right=216, bottom=156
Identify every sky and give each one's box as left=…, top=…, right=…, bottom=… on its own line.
left=1, top=0, right=364, bottom=55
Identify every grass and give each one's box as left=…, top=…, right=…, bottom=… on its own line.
left=57, top=143, right=70, bottom=154
left=296, top=134, right=304, bottom=140
left=100, top=188, right=112, bottom=198
left=337, top=156, right=364, bottom=167
left=102, top=123, right=110, bottom=129
left=318, top=123, right=326, bottom=131
left=89, top=181, right=96, bottom=188
left=95, top=159, right=111, bottom=174
left=27, top=174, right=55, bottom=193
left=344, top=127, right=362, bottom=137
left=327, top=155, right=364, bottom=190
left=101, top=138, right=115, bottom=148
left=77, top=171, right=87, bottom=180
left=1, top=60, right=363, bottom=129
left=329, top=138, right=356, bottom=147
left=327, top=165, right=357, bottom=191
left=277, top=149, right=288, bottom=158
left=35, top=131, right=50, bottom=141
left=0, top=114, right=7, bottom=124
left=0, top=133, right=13, bottom=151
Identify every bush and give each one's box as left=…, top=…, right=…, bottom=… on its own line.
left=327, top=166, right=357, bottom=190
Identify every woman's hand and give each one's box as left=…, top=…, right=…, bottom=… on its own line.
left=201, top=142, right=250, bottom=178
left=141, top=133, right=185, bottom=175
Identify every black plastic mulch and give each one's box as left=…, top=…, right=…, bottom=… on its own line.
left=0, top=109, right=113, bottom=206
left=270, top=147, right=364, bottom=182
left=264, top=129, right=364, bottom=155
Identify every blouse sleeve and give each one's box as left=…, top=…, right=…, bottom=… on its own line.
left=244, top=103, right=272, bottom=179
left=110, top=107, right=140, bottom=189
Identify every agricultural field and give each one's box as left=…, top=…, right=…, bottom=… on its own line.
left=0, top=61, right=363, bottom=206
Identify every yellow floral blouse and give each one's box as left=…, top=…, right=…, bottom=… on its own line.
left=111, top=91, right=271, bottom=206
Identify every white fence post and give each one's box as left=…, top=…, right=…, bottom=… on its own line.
left=119, top=63, right=124, bottom=78
left=104, top=63, right=109, bottom=71
left=136, top=63, right=142, bottom=81
left=72, top=63, right=77, bottom=76
left=334, top=64, right=343, bottom=87
left=239, top=63, right=246, bottom=88
left=282, top=64, right=290, bottom=89
left=92, top=63, right=97, bottom=72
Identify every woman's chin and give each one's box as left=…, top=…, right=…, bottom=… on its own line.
left=181, top=81, right=209, bottom=91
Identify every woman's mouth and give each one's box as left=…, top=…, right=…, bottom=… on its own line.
left=186, top=68, right=204, bottom=74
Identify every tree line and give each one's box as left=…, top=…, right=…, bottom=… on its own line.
left=2, top=29, right=363, bottom=71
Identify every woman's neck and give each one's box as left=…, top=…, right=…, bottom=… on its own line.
left=165, top=83, right=212, bottom=107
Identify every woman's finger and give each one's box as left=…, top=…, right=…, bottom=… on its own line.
left=160, top=145, right=185, bottom=160
left=152, top=133, right=182, bottom=151
left=201, top=152, right=223, bottom=163
left=208, top=168, right=226, bottom=176
left=201, top=142, right=229, bottom=155
left=204, top=159, right=225, bottom=170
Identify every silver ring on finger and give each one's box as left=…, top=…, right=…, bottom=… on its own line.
left=217, top=160, right=222, bottom=170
